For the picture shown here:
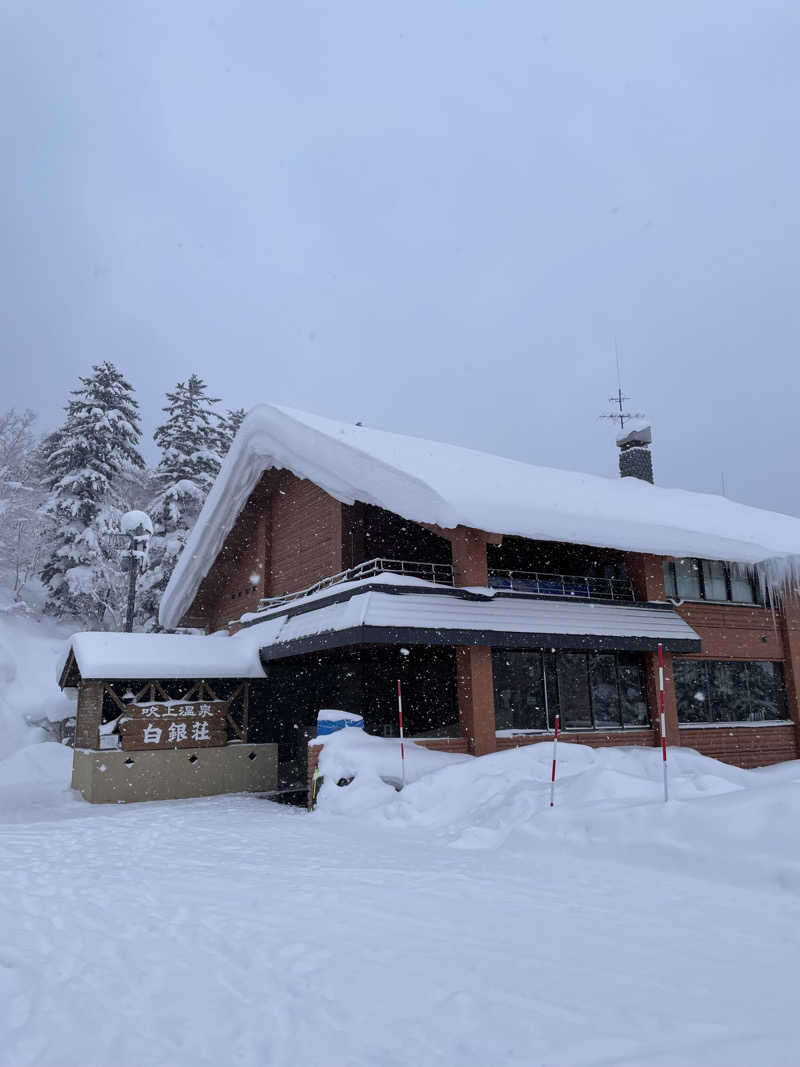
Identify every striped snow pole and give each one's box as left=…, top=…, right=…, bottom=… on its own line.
left=658, top=643, right=669, bottom=802
left=397, top=679, right=406, bottom=789
left=549, top=714, right=560, bottom=808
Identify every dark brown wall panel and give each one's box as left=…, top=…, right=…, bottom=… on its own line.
left=269, top=475, right=342, bottom=597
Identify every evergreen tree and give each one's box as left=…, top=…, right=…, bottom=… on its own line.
left=40, top=363, right=145, bottom=624
left=221, top=407, right=247, bottom=453
left=0, top=409, right=47, bottom=597
left=141, top=375, right=228, bottom=626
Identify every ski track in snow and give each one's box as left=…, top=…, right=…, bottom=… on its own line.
left=2, top=787, right=800, bottom=1067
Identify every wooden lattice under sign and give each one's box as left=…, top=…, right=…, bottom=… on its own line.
left=118, top=701, right=229, bottom=751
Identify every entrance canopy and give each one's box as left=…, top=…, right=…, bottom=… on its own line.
left=58, top=630, right=267, bottom=687
left=255, top=585, right=701, bottom=662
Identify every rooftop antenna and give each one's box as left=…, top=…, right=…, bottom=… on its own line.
left=599, top=343, right=645, bottom=431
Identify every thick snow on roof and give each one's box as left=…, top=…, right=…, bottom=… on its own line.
left=253, top=589, right=700, bottom=655
left=60, top=630, right=267, bottom=682
left=160, top=404, right=800, bottom=628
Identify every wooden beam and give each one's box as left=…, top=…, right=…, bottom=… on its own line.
left=102, top=685, right=127, bottom=714
left=418, top=522, right=502, bottom=546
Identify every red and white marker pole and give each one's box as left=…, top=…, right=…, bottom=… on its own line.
left=658, top=643, right=669, bottom=803
left=549, top=714, right=560, bottom=808
left=397, top=678, right=406, bottom=789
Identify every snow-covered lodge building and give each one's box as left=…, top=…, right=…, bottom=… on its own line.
left=64, top=405, right=800, bottom=802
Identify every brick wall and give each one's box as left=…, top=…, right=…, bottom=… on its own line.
left=673, top=602, right=782, bottom=661
left=269, top=474, right=342, bottom=597
left=184, top=470, right=345, bottom=630
left=679, top=724, right=797, bottom=768
left=411, top=737, right=470, bottom=754
left=496, top=730, right=656, bottom=752
left=209, top=501, right=268, bottom=631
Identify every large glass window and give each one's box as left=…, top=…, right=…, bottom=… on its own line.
left=663, top=559, right=760, bottom=604
left=492, top=650, right=558, bottom=731
left=588, top=654, right=621, bottom=728
left=492, top=650, right=649, bottom=732
left=673, top=659, right=788, bottom=724
left=618, top=653, right=651, bottom=726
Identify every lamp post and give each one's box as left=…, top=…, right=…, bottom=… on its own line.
left=120, top=511, right=152, bottom=633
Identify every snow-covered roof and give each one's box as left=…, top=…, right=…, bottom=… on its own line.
left=254, top=588, right=700, bottom=658
left=59, top=630, right=267, bottom=683
left=160, top=404, right=800, bottom=629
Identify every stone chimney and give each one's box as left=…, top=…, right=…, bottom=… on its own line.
left=616, top=421, right=653, bottom=483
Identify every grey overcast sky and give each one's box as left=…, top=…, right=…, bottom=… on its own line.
left=2, top=1, right=799, bottom=514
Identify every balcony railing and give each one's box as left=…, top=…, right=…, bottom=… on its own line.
left=487, top=569, right=635, bottom=602
left=257, top=557, right=455, bottom=612
left=254, top=558, right=636, bottom=613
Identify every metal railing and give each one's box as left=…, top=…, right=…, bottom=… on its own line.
left=254, top=557, right=634, bottom=614
left=488, top=569, right=635, bottom=601
left=257, top=557, right=454, bottom=612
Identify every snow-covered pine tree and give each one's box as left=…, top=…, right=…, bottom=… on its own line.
left=40, top=363, right=145, bottom=625
left=141, top=375, right=228, bottom=627
left=0, top=409, right=48, bottom=598
left=222, top=408, right=246, bottom=453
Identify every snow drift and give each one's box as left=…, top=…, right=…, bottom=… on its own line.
left=0, top=606, right=75, bottom=761
left=316, top=730, right=800, bottom=888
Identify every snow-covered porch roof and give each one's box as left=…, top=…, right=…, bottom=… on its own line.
left=159, top=405, right=800, bottom=629
left=251, top=586, right=701, bottom=663
left=58, top=631, right=267, bottom=687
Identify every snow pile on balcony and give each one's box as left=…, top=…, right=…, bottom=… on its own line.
left=160, top=404, right=800, bottom=628
left=316, top=731, right=800, bottom=877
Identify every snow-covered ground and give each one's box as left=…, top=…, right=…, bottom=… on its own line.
left=3, top=728, right=800, bottom=1066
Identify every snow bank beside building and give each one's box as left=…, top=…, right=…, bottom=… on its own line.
left=316, top=732, right=800, bottom=887
left=316, top=727, right=471, bottom=809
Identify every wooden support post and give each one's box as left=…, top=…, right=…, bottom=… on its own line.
left=242, top=682, right=249, bottom=743
left=75, top=681, right=103, bottom=750
left=450, top=526, right=490, bottom=588
left=455, top=646, right=497, bottom=756
left=448, top=527, right=498, bottom=755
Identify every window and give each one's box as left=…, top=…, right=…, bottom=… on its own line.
left=663, top=558, right=759, bottom=604
left=492, top=651, right=558, bottom=731
left=492, top=650, right=649, bottom=732
left=558, top=653, right=593, bottom=729
left=728, top=563, right=756, bottom=604
left=673, top=659, right=788, bottom=724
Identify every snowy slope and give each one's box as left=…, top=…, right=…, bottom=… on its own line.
left=0, top=606, right=75, bottom=761
left=160, top=403, right=800, bottom=627
left=2, top=742, right=800, bottom=1066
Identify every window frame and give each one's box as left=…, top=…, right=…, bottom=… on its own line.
left=492, top=649, right=650, bottom=733
left=673, top=658, right=788, bottom=725
left=663, top=558, right=760, bottom=605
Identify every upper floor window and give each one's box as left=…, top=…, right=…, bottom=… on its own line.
left=662, top=558, right=759, bottom=604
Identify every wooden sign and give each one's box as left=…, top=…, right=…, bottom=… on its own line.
left=118, top=701, right=228, bottom=751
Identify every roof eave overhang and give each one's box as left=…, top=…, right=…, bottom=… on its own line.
left=259, top=624, right=701, bottom=664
